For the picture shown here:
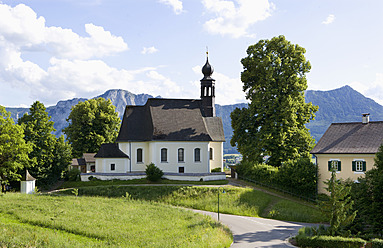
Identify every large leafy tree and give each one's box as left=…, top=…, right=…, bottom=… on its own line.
left=64, top=98, right=120, bottom=157
left=0, top=106, right=31, bottom=190
left=231, top=35, right=318, bottom=166
left=18, top=101, right=71, bottom=186
left=52, top=135, right=73, bottom=181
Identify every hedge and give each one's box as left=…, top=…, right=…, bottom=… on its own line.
left=295, top=235, right=366, bottom=248
left=236, top=157, right=317, bottom=199
left=371, top=239, right=383, bottom=248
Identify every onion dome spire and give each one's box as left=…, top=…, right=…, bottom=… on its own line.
left=201, top=50, right=214, bottom=81
left=200, top=49, right=216, bottom=117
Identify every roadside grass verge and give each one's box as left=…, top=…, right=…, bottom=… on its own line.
left=60, top=178, right=229, bottom=189
left=0, top=193, right=232, bottom=248
left=266, top=200, right=324, bottom=223
left=58, top=185, right=326, bottom=223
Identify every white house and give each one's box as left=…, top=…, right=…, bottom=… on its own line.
left=81, top=56, right=226, bottom=181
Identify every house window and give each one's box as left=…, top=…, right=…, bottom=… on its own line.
left=178, top=148, right=184, bottom=162
left=111, top=164, right=115, bottom=171
left=179, top=167, right=185, bottom=173
left=352, top=160, right=366, bottom=172
left=91, top=165, right=95, bottom=172
left=194, top=148, right=201, bottom=162
left=161, top=148, right=167, bottom=162
left=137, top=148, right=143, bottom=163
left=328, top=160, right=341, bottom=171
left=209, top=148, right=213, bottom=160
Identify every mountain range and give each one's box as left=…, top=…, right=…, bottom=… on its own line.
left=6, top=85, right=383, bottom=154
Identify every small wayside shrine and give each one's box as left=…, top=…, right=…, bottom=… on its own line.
left=20, top=170, right=36, bottom=194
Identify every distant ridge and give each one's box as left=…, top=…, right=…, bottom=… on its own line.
left=305, top=85, right=383, bottom=141
left=5, top=85, right=383, bottom=154
left=6, top=90, right=155, bottom=137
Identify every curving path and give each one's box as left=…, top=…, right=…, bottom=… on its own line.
left=192, top=209, right=317, bottom=248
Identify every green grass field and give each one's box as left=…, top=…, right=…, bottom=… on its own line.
left=0, top=193, right=232, bottom=248
left=57, top=185, right=326, bottom=223
left=60, top=178, right=229, bottom=189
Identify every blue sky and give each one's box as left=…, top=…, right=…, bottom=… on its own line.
left=0, top=0, right=382, bottom=107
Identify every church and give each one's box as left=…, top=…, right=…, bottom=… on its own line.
left=81, top=56, right=226, bottom=181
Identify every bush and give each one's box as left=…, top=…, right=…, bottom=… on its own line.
left=372, top=239, right=383, bottom=248
left=298, top=225, right=329, bottom=237
left=145, top=163, right=163, bottom=182
left=67, top=168, right=81, bottom=181
left=88, top=176, right=101, bottom=181
left=211, top=168, right=221, bottom=172
left=237, top=157, right=317, bottom=199
left=295, top=234, right=366, bottom=248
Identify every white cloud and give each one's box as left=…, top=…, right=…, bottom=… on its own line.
left=202, top=0, right=274, bottom=38
left=0, top=3, right=183, bottom=105
left=146, top=70, right=181, bottom=95
left=0, top=4, right=128, bottom=60
left=1, top=53, right=185, bottom=104
left=158, top=0, right=183, bottom=15
left=192, top=65, right=246, bottom=105
left=141, top=46, right=159, bottom=54
left=349, top=73, right=383, bottom=106
left=322, top=14, right=335, bottom=25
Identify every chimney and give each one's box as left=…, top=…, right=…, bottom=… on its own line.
left=362, top=113, right=370, bottom=124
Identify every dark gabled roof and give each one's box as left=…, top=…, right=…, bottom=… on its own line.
left=311, top=121, right=383, bottom=154
left=71, top=158, right=86, bottom=166
left=116, top=98, right=225, bottom=142
left=203, top=117, right=225, bottom=141
left=95, top=143, right=129, bottom=158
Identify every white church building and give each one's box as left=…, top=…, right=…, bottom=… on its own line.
left=81, top=57, right=226, bottom=181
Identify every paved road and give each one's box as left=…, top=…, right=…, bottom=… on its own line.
left=193, top=209, right=316, bottom=248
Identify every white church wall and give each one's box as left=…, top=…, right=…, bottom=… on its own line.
left=209, top=142, right=224, bottom=172
left=114, top=140, right=224, bottom=174
left=150, top=141, right=210, bottom=173
left=118, top=142, right=149, bottom=172
left=95, top=158, right=128, bottom=173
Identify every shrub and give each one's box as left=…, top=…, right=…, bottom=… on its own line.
left=298, top=225, right=329, bottom=237
left=372, top=239, right=383, bottom=248
left=67, top=168, right=81, bottom=181
left=236, top=157, right=317, bottom=199
left=295, top=234, right=366, bottom=248
left=145, top=163, right=163, bottom=182
left=211, top=168, right=221, bottom=172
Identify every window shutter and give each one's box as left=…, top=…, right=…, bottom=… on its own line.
left=352, top=161, right=356, bottom=171
left=338, top=161, right=341, bottom=171
left=328, top=161, right=332, bottom=171
left=363, top=161, right=366, bottom=171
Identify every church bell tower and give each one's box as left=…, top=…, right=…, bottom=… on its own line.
left=200, top=53, right=215, bottom=117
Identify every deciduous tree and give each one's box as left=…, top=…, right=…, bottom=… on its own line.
left=0, top=106, right=31, bottom=191
left=18, top=101, right=71, bottom=186
left=64, top=98, right=120, bottom=157
left=231, top=35, right=318, bottom=166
